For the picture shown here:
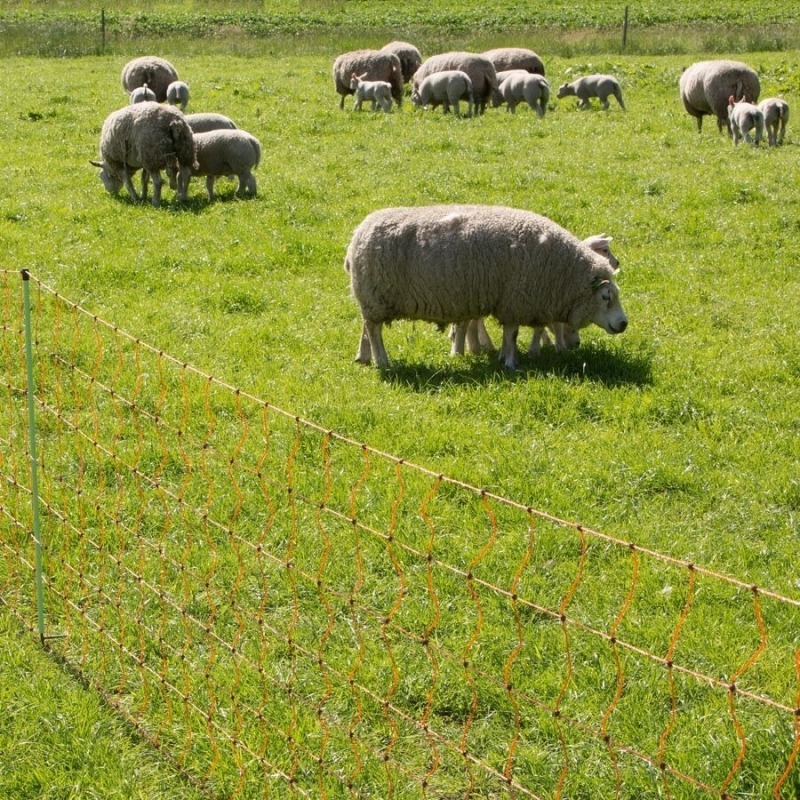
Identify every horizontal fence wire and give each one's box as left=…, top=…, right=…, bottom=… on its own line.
left=1, top=269, right=799, bottom=799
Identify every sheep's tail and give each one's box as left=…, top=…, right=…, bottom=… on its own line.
left=251, top=137, right=261, bottom=169
left=732, top=78, right=745, bottom=102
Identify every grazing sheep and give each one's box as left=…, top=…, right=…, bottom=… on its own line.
left=345, top=205, right=628, bottom=370
left=90, top=101, right=197, bottom=207
left=482, top=47, right=545, bottom=76
left=167, top=129, right=260, bottom=200
left=491, top=70, right=529, bottom=106
left=557, top=74, right=626, bottom=110
left=129, top=83, right=156, bottom=104
left=333, top=50, right=404, bottom=110
left=758, top=97, right=789, bottom=145
left=727, top=96, right=764, bottom=145
left=493, top=73, right=550, bottom=116
left=412, top=52, right=498, bottom=115
left=121, top=56, right=179, bottom=103
left=380, top=41, right=423, bottom=83
left=453, top=234, right=619, bottom=357
left=349, top=73, right=394, bottom=112
left=183, top=112, right=238, bottom=133
left=411, top=70, right=474, bottom=117
left=679, top=60, right=760, bottom=134
left=166, top=80, right=190, bottom=111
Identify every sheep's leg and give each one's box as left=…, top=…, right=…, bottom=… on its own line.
left=527, top=326, right=550, bottom=356
left=449, top=323, right=467, bottom=356
left=363, top=320, right=389, bottom=368
left=469, top=319, right=494, bottom=353
left=498, top=325, right=520, bottom=371
left=122, top=168, right=141, bottom=203
left=140, top=170, right=150, bottom=203
left=616, top=92, right=626, bottom=110
left=552, top=323, right=569, bottom=352
left=150, top=171, right=162, bottom=207
left=206, top=175, right=216, bottom=200
left=355, top=322, right=373, bottom=364
left=601, top=97, right=610, bottom=110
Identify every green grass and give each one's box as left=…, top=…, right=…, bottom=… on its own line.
left=0, top=12, right=799, bottom=800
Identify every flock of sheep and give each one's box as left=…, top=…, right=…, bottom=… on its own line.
left=89, top=47, right=790, bottom=372
left=91, top=56, right=262, bottom=206
left=335, top=45, right=790, bottom=369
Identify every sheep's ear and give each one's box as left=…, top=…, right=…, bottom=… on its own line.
left=590, top=276, right=610, bottom=291
left=89, top=159, right=104, bottom=168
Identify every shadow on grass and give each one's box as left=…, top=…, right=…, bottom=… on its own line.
left=382, top=342, right=653, bottom=392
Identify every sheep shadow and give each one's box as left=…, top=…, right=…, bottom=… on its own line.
left=382, top=342, right=653, bottom=393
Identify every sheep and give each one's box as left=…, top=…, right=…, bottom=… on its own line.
left=727, top=96, right=764, bottom=145
left=493, top=73, right=550, bottom=116
left=167, top=129, right=260, bottom=200
left=757, top=97, right=789, bottom=146
left=411, top=70, right=474, bottom=117
left=345, top=205, right=628, bottom=371
left=183, top=112, right=238, bottom=133
left=412, top=52, right=498, bottom=115
left=121, top=56, right=179, bottom=103
left=380, top=41, right=423, bottom=84
left=90, top=101, right=197, bottom=207
left=491, top=69, right=529, bottom=106
left=349, top=73, right=394, bottom=112
left=482, top=47, right=545, bottom=77
left=452, top=234, right=620, bottom=357
left=129, top=82, right=156, bottom=104
left=333, top=50, right=404, bottom=110
left=557, top=74, right=626, bottom=110
left=166, top=80, right=190, bottom=111
left=679, top=60, right=760, bottom=134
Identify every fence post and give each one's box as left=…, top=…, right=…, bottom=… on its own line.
left=101, top=9, right=106, bottom=55
left=21, top=269, right=45, bottom=643
left=623, top=5, right=629, bottom=49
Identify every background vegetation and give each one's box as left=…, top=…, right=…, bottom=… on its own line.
left=0, top=2, right=798, bottom=797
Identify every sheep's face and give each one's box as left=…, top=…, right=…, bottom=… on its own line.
left=556, top=84, right=573, bottom=98
left=586, top=279, right=628, bottom=335
left=90, top=160, right=123, bottom=194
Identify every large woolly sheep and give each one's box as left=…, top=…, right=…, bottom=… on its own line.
left=452, top=234, right=619, bottom=357
left=167, top=129, right=260, bottom=200
left=412, top=52, right=498, bottom=115
left=757, top=97, right=789, bottom=146
left=557, top=74, right=626, bottom=110
left=333, top=50, right=403, bottom=110
left=183, top=112, right=238, bottom=133
left=482, top=47, right=545, bottom=77
left=411, top=70, right=474, bottom=117
left=129, top=83, right=156, bottom=104
left=350, top=73, right=394, bottom=112
left=345, top=205, right=628, bottom=370
left=493, top=73, right=550, bottom=116
left=380, top=41, right=423, bottom=83
left=121, top=56, right=179, bottom=103
left=90, top=101, right=197, bottom=207
left=166, top=80, right=190, bottom=111
left=679, top=60, right=760, bottom=134
left=727, top=96, right=764, bottom=145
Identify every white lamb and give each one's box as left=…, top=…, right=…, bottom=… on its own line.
left=727, top=96, right=764, bottom=145
left=411, top=70, right=474, bottom=117
left=345, top=205, right=628, bottom=371
left=183, top=112, right=238, bottom=133
left=493, top=73, right=550, bottom=117
left=557, top=74, right=626, bottom=110
left=166, top=80, right=190, bottom=111
left=167, top=128, right=260, bottom=200
left=349, top=72, right=394, bottom=112
left=757, top=97, right=789, bottom=146
left=129, top=83, right=156, bottom=104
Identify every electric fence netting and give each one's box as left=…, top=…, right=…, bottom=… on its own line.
left=1, top=269, right=798, bottom=799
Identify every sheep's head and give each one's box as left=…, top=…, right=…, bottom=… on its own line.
left=556, top=83, right=573, bottom=99
left=585, top=277, right=628, bottom=335
left=90, top=159, right=122, bottom=194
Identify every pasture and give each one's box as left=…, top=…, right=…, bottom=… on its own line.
left=0, top=7, right=799, bottom=799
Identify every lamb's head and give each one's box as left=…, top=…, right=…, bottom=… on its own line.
left=556, top=83, right=575, bottom=99
left=583, top=234, right=619, bottom=269
left=349, top=72, right=367, bottom=91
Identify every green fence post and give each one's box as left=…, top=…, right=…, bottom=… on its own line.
left=21, top=269, right=45, bottom=643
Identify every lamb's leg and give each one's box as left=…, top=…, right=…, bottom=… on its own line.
left=206, top=175, right=216, bottom=200
left=450, top=323, right=467, bottom=356
left=472, top=319, right=494, bottom=352
left=527, top=326, right=550, bottom=355
left=363, top=320, right=389, bottom=368
left=499, top=325, right=520, bottom=371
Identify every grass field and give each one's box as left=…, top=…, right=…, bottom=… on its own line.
left=1, top=5, right=799, bottom=798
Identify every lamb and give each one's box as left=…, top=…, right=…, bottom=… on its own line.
left=183, top=112, right=238, bottom=133
left=679, top=60, right=760, bottom=134
left=727, top=96, right=764, bottom=145
left=557, top=74, right=626, bottom=110
left=333, top=50, right=403, bottom=110
left=345, top=205, right=628, bottom=371
left=491, top=70, right=528, bottom=106
left=411, top=70, right=474, bottom=117
left=349, top=73, right=394, bottom=112
left=452, top=234, right=619, bottom=357
left=167, top=129, right=260, bottom=200
left=493, top=73, right=550, bottom=116
left=757, top=97, right=789, bottom=146
left=121, top=56, right=180, bottom=103
left=482, top=47, right=545, bottom=77
left=380, top=41, right=423, bottom=84
left=129, top=83, right=156, bottom=104
left=166, top=80, right=190, bottom=111
left=90, top=101, right=197, bottom=207
left=412, top=52, right=498, bottom=115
